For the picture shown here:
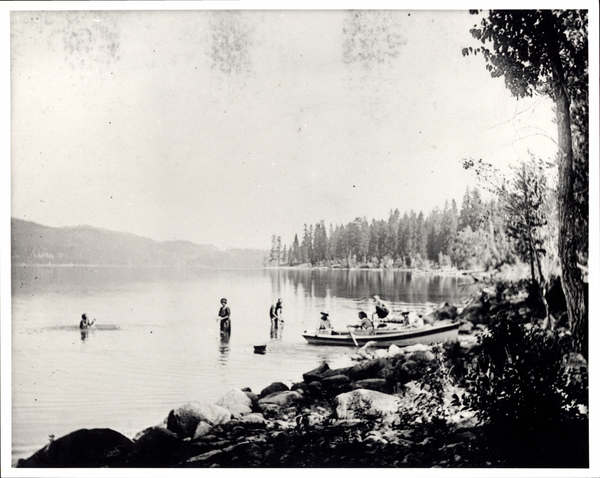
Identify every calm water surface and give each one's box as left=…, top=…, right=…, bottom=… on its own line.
left=11, top=266, right=471, bottom=464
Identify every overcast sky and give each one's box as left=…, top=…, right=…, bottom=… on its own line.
left=10, top=8, right=564, bottom=250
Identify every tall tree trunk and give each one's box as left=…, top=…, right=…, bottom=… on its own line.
left=553, top=74, right=588, bottom=359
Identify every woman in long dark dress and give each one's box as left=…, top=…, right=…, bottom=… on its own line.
left=218, top=298, right=231, bottom=334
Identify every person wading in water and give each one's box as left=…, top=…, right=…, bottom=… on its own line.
left=218, top=298, right=231, bottom=334
left=269, top=298, right=283, bottom=338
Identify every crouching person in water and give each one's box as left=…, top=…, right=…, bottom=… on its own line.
left=358, top=311, right=375, bottom=335
left=80, top=313, right=95, bottom=329
left=218, top=298, right=231, bottom=334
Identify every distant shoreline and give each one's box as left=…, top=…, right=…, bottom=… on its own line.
left=266, top=265, right=489, bottom=277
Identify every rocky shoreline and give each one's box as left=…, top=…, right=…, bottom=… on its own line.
left=17, top=325, right=491, bottom=468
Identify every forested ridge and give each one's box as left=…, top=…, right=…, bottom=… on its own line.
left=11, top=218, right=267, bottom=269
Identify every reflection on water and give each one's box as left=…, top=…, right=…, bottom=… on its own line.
left=219, top=329, right=231, bottom=356
left=266, top=268, right=472, bottom=305
left=270, top=320, right=284, bottom=340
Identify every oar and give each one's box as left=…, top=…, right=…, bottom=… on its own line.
left=347, top=326, right=359, bottom=347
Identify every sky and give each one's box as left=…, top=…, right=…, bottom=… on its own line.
left=4, top=6, right=584, bottom=252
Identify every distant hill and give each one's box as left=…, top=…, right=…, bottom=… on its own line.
left=11, top=218, right=267, bottom=268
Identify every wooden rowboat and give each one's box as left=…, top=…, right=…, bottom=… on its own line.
left=302, top=321, right=459, bottom=347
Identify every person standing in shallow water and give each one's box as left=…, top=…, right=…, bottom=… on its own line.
left=218, top=298, right=231, bottom=333
left=270, top=298, right=283, bottom=326
left=269, top=298, right=284, bottom=339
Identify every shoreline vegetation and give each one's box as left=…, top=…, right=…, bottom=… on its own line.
left=16, top=280, right=588, bottom=469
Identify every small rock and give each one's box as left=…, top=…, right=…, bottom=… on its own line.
left=193, top=421, right=214, bottom=439
left=402, top=343, right=429, bottom=353
left=458, top=320, right=474, bottom=334
left=259, top=382, right=289, bottom=398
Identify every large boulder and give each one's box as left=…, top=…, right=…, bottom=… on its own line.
left=350, top=378, right=392, bottom=394
left=215, top=389, right=253, bottom=418
left=130, top=426, right=195, bottom=467
left=357, top=341, right=379, bottom=359
left=319, top=374, right=352, bottom=397
left=347, top=357, right=387, bottom=381
left=243, top=390, right=260, bottom=412
left=458, top=298, right=489, bottom=325
left=302, top=362, right=330, bottom=382
left=423, top=302, right=458, bottom=324
left=167, top=401, right=231, bottom=439
left=259, top=381, right=289, bottom=398
left=258, top=390, right=303, bottom=418
left=236, top=413, right=268, bottom=428
left=17, top=428, right=133, bottom=468
left=335, top=389, right=400, bottom=424
left=322, top=365, right=354, bottom=378
left=458, top=320, right=474, bottom=334
left=259, top=390, right=302, bottom=408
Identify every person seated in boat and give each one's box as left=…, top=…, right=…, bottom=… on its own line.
left=218, top=298, right=231, bottom=333
left=406, top=311, right=424, bottom=328
left=318, top=311, right=332, bottom=334
left=358, top=311, right=375, bottom=335
left=79, top=313, right=95, bottom=329
left=371, top=295, right=390, bottom=322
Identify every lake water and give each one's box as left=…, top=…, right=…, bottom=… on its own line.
left=10, top=266, right=472, bottom=465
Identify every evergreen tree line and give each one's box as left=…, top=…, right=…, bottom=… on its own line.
left=269, top=159, right=561, bottom=274
left=268, top=186, right=515, bottom=270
